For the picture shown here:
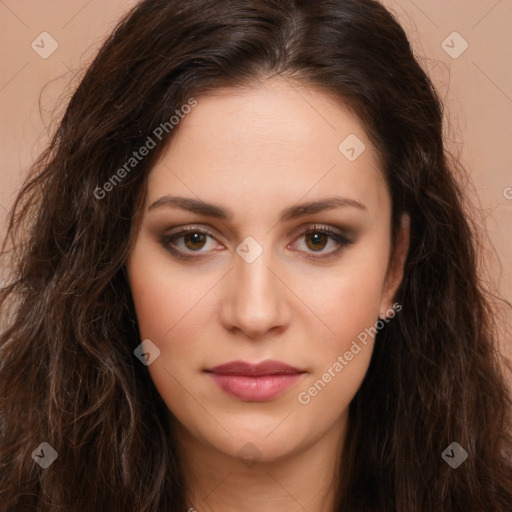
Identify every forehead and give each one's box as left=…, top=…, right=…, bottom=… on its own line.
left=145, top=79, right=390, bottom=224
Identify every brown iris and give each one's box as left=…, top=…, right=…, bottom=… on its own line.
left=305, top=232, right=328, bottom=251
left=184, top=232, right=207, bottom=251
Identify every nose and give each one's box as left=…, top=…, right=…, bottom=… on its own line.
left=219, top=246, right=291, bottom=339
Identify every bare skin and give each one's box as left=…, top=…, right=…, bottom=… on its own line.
left=127, top=78, right=409, bottom=512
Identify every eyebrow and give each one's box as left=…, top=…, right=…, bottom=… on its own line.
left=147, top=195, right=367, bottom=221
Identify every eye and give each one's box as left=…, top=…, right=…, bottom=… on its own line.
left=159, top=226, right=222, bottom=258
left=289, top=224, right=352, bottom=260
left=159, top=224, right=352, bottom=260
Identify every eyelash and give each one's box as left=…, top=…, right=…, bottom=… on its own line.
left=159, top=224, right=353, bottom=261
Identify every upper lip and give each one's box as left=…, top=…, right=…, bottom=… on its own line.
left=205, top=359, right=304, bottom=376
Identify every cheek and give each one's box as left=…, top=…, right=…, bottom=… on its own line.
left=292, top=250, right=388, bottom=417
left=300, top=245, right=390, bottom=354
left=128, top=250, right=206, bottom=421
left=128, top=241, right=218, bottom=390
left=128, top=240, right=211, bottom=342
left=294, top=265, right=385, bottom=416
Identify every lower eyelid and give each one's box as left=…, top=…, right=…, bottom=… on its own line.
left=290, top=232, right=351, bottom=255
left=160, top=226, right=352, bottom=258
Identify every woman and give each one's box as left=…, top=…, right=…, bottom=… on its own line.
left=1, top=0, right=511, bottom=510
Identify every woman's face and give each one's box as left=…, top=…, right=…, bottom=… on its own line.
left=127, top=78, right=408, bottom=464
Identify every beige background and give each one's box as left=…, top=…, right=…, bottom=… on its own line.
left=0, top=0, right=511, bottom=356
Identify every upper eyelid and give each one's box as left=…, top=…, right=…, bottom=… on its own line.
left=163, top=224, right=350, bottom=252
left=164, top=223, right=347, bottom=240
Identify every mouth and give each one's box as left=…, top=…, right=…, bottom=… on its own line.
left=204, top=360, right=306, bottom=402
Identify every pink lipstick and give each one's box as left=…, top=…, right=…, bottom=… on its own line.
left=205, top=360, right=305, bottom=402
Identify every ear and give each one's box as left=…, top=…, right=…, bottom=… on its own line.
left=379, top=213, right=410, bottom=317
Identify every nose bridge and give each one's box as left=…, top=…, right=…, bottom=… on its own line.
left=220, top=237, right=289, bottom=336
left=236, top=248, right=274, bottom=299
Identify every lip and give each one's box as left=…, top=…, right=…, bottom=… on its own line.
left=205, top=360, right=305, bottom=402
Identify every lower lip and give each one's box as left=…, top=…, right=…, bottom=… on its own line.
left=207, top=372, right=303, bottom=402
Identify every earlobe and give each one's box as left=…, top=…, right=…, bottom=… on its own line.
left=379, top=213, right=410, bottom=318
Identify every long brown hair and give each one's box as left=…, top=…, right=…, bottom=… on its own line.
left=1, top=0, right=511, bottom=510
